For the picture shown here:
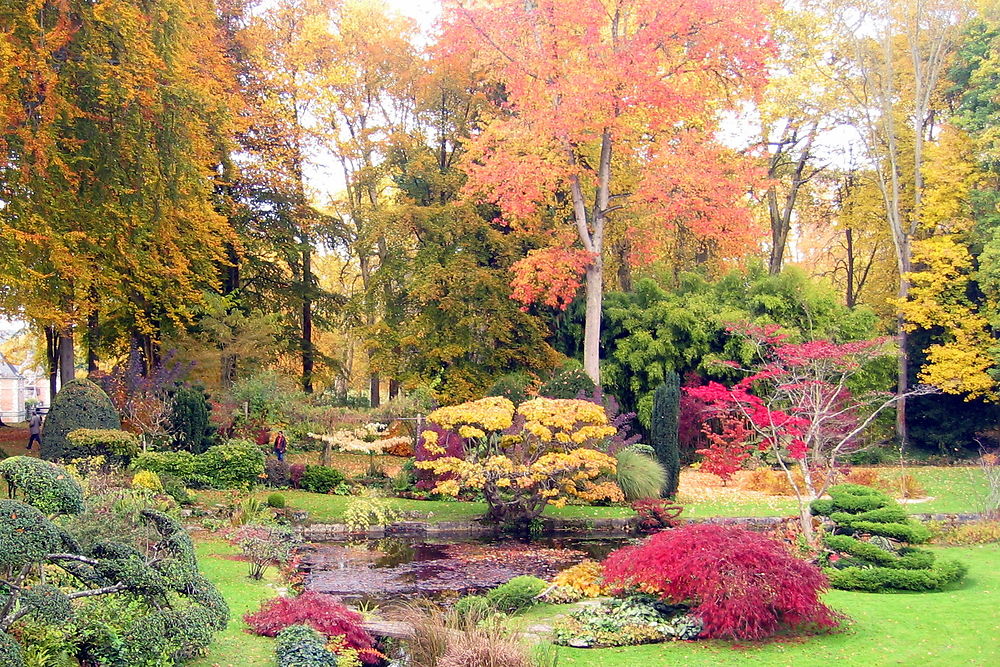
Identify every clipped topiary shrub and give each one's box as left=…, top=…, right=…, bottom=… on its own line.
left=168, top=386, right=215, bottom=454
left=539, top=368, right=596, bottom=400
left=0, top=631, right=24, bottom=667
left=0, top=499, right=62, bottom=570
left=66, top=428, right=140, bottom=465
left=20, top=584, right=72, bottom=624
left=267, top=493, right=286, bottom=509
left=41, top=378, right=121, bottom=461
left=811, top=484, right=966, bottom=592
left=275, top=624, right=338, bottom=667
left=603, top=524, right=840, bottom=640
left=485, top=575, right=547, bottom=614
left=299, top=465, right=345, bottom=494
left=0, top=456, right=84, bottom=515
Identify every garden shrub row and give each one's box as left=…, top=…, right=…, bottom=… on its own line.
left=133, top=439, right=264, bottom=488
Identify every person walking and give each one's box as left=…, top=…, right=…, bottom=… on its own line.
left=27, top=410, right=42, bottom=450
left=273, top=430, right=287, bottom=462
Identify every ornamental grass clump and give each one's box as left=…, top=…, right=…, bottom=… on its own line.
left=416, top=396, right=621, bottom=527
left=603, top=524, right=840, bottom=640
left=811, top=484, right=966, bottom=592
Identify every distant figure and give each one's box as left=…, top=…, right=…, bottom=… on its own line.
left=27, top=410, right=42, bottom=450
left=273, top=430, right=287, bottom=462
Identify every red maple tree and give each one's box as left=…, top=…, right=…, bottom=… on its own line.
left=442, top=0, right=774, bottom=383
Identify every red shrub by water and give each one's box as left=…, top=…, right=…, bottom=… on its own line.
left=603, top=524, right=840, bottom=640
left=244, top=592, right=377, bottom=662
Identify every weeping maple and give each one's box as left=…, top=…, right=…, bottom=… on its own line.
left=443, top=0, right=773, bottom=383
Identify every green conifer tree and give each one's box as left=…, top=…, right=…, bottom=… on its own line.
left=652, top=374, right=681, bottom=498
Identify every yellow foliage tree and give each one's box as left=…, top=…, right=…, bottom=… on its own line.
left=417, top=397, right=620, bottom=528
left=900, top=126, right=997, bottom=400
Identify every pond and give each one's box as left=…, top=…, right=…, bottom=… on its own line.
left=299, top=534, right=635, bottom=603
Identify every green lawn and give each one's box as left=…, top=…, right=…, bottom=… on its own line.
left=189, top=540, right=280, bottom=667
left=196, top=465, right=987, bottom=525
left=527, top=544, right=1000, bottom=666
left=194, top=541, right=1000, bottom=666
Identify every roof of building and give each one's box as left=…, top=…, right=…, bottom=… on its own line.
left=0, top=354, right=24, bottom=380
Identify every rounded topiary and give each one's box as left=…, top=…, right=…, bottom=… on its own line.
left=21, top=584, right=73, bottom=623
left=0, top=456, right=84, bottom=515
left=42, top=378, right=121, bottom=461
left=275, top=624, right=338, bottom=667
left=812, top=484, right=966, bottom=592
left=169, top=386, right=214, bottom=454
left=0, top=500, right=61, bottom=570
left=266, top=493, right=286, bottom=509
left=539, top=368, right=596, bottom=400
left=485, top=575, right=547, bottom=614
left=0, top=631, right=25, bottom=667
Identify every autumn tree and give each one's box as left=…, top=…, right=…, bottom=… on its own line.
left=822, top=0, right=973, bottom=445
left=0, top=0, right=240, bottom=380
left=444, top=0, right=773, bottom=384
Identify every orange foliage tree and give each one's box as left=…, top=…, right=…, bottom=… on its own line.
left=442, top=0, right=774, bottom=383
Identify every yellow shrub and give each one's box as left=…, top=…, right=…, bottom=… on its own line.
left=132, top=469, right=164, bottom=493
left=552, top=560, right=607, bottom=598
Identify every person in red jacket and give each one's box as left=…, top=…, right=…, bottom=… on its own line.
left=273, top=430, right=287, bottom=462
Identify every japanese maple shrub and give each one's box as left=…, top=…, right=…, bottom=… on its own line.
left=603, top=524, right=840, bottom=640
left=812, top=484, right=966, bottom=592
left=686, top=324, right=927, bottom=541
left=244, top=592, right=378, bottom=664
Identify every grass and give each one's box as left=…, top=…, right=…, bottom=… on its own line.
left=188, top=539, right=281, bottom=667
left=192, top=541, right=1000, bottom=666
left=525, top=544, right=1000, bottom=666
left=194, top=464, right=987, bottom=525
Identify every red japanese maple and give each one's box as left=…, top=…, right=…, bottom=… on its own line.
left=603, top=524, right=840, bottom=640
left=244, top=592, right=378, bottom=663
left=685, top=323, right=924, bottom=541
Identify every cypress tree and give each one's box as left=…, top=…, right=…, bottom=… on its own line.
left=652, top=374, right=681, bottom=498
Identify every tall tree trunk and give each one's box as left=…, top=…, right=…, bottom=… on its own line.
left=58, top=326, right=75, bottom=385
left=845, top=228, right=856, bottom=308
left=369, top=371, right=380, bottom=408
left=302, top=239, right=314, bottom=394
left=388, top=378, right=400, bottom=400
left=45, top=326, right=59, bottom=399
left=87, top=308, right=99, bottom=374
left=583, top=260, right=603, bottom=384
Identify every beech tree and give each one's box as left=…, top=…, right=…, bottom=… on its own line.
left=444, top=0, right=773, bottom=384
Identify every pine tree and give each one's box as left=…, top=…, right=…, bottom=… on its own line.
left=652, top=374, right=681, bottom=498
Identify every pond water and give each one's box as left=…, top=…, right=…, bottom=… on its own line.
left=299, top=534, right=636, bottom=602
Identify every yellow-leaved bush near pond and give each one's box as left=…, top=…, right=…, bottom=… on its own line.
left=417, top=397, right=621, bottom=528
